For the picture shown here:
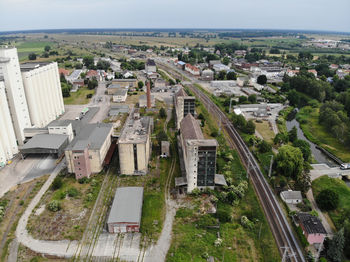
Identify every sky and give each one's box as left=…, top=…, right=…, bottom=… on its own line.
left=0, top=0, right=349, bottom=32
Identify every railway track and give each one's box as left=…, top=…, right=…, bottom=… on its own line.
left=158, top=62, right=305, bottom=262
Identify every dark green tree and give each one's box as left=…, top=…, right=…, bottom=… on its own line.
left=276, top=145, right=304, bottom=180
left=226, top=71, right=237, bottom=80
left=28, top=53, right=37, bottom=60
left=293, top=139, right=311, bottom=162
left=316, top=189, right=339, bottom=211
left=257, top=75, right=267, bottom=85
left=258, top=140, right=272, bottom=153
left=138, top=81, right=144, bottom=89
left=159, top=107, right=167, bottom=118
left=327, top=229, right=345, bottom=262
left=248, top=94, right=257, bottom=103
left=44, top=45, right=51, bottom=52
left=288, top=126, right=298, bottom=143
left=83, top=56, right=94, bottom=68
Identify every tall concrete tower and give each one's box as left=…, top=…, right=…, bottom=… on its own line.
left=0, top=46, right=31, bottom=145
left=0, top=80, right=18, bottom=166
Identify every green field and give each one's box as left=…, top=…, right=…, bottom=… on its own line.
left=312, top=176, right=350, bottom=229
left=63, top=87, right=95, bottom=105
left=14, top=41, right=54, bottom=59
left=297, top=106, right=350, bottom=162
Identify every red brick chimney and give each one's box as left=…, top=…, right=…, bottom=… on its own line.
left=146, top=80, right=151, bottom=109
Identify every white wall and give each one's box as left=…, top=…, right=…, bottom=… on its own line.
left=0, top=47, right=31, bottom=144
left=0, top=81, right=19, bottom=166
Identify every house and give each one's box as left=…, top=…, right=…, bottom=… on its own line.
left=308, top=69, right=318, bottom=77
left=146, top=59, right=156, bottom=73
left=201, top=69, right=214, bottom=81
left=176, top=61, right=186, bottom=69
left=280, top=190, right=303, bottom=204
left=112, top=89, right=128, bottom=103
left=185, top=64, right=200, bottom=76
left=297, top=213, right=327, bottom=245
left=213, top=63, right=230, bottom=72
left=329, top=64, right=339, bottom=70
left=234, top=50, right=247, bottom=56
left=86, top=70, right=100, bottom=81
left=65, top=123, right=113, bottom=179
left=118, top=111, right=152, bottom=175
left=107, top=187, right=143, bottom=233
left=209, top=60, right=221, bottom=68
left=111, top=79, right=137, bottom=89
left=59, top=68, right=70, bottom=78
left=72, top=79, right=84, bottom=88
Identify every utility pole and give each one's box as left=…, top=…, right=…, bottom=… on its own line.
left=268, top=155, right=274, bottom=178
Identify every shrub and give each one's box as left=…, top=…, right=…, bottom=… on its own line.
left=78, top=177, right=89, bottom=184
left=258, top=140, right=272, bottom=153
left=296, top=226, right=309, bottom=247
left=47, top=200, right=61, bottom=212
left=197, top=214, right=218, bottom=228
left=67, top=187, right=79, bottom=198
left=216, top=207, right=232, bottom=223
left=51, top=177, right=63, bottom=190
left=316, top=189, right=339, bottom=211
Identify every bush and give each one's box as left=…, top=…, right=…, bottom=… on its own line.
left=216, top=207, right=232, bottom=223
left=47, top=200, right=61, bottom=212
left=258, top=140, right=272, bottom=153
left=316, top=189, right=339, bottom=211
left=197, top=214, right=218, bottom=228
left=67, top=187, right=79, bottom=198
left=51, top=177, right=63, bottom=190
left=86, top=94, right=93, bottom=99
left=296, top=226, right=309, bottom=247
left=78, top=177, right=90, bottom=184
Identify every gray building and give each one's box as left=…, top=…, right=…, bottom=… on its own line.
left=19, top=134, right=69, bottom=156
left=107, top=187, right=144, bottom=233
left=174, top=87, right=195, bottom=129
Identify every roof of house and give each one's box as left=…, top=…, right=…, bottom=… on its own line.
left=113, top=89, right=128, bottom=96
left=297, top=213, right=327, bottom=235
left=180, top=114, right=204, bottom=140
left=87, top=70, right=98, bottom=77
left=66, top=123, right=112, bottom=151
left=107, top=187, right=144, bottom=224
left=59, top=68, right=70, bottom=76
left=280, top=191, right=302, bottom=200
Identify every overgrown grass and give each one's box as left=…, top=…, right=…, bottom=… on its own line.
left=297, top=106, right=350, bottom=162
left=63, top=87, right=95, bottom=105
left=312, top=175, right=350, bottom=229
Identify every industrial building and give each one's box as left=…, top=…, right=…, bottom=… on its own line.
left=107, top=187, right=144, bottom=233
left=20, top=134, right=69, bottom=157
left=178, top=114, right=225, bottom=193
left=145, top=59, right=156, bottom=73
left=118, top=111, right=152, bottom=175
left=174, top=87, right=196, bottom=129
left=112, top=89, right=128, bottom=103
left=0, top=80, right=18, bottom=167
left=0, top=46, right=32, bottom=145
left=21, top=62, right=65, bottom=128
left=110, top=79, right=137, bottom=91
left=65, top=123, right=113, bottom=179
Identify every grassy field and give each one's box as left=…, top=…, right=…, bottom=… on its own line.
left=312, top=176, right=350, bottom=229
left=27, top=171, right=103, bottom=241
left=297, top=106, right=350, bottom=162
left=14, top=41, right=54, bottom=60
left=255, top=120, right=275, bottom=143
left=63, top=87, right=95, bottom=105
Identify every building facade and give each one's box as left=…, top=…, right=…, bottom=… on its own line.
left=174, top=87, right=196, bottom=129
left=21, top=62, right=65, bottom=128
left=118, top=112, right=152, bottom=175
left=0, top=80, right=18, bottom=166
left=0, top=47, right=32, bottom=144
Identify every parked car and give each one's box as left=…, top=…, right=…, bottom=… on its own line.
left=340, top=163, right=350, bottom=170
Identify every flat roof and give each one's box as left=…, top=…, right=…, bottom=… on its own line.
left=66, top=123, right=112, bottom=151
left=107, top=187, right=143, bottom=224
left=118, top=115, right=151, bottom=144
left=113, top=89, right=128, bottom=96
left=21, top=134, right=68, bottom=150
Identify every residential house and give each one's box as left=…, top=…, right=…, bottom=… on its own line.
left=280, top=190, right=303, bottom=204
left=297, top=213, right=327, bottom=245
left=185, top=64, right=200, bottom=76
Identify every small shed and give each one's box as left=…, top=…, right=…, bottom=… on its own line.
left=280, top=190, right=302, bottom=204
left=107, top=187, right=144, bottom=233
left=161, top=141, right=170, bottom=157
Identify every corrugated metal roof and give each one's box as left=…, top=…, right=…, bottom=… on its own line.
left=107, top=187, right=144, bottom=224
left=21, top=134, right=68, bottom=150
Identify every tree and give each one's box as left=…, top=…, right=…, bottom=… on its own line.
left=248, top=94, right=257, bottom=103
left=293, top=139, right=311, bottom=162
left=226, top=71, right=237, bottom=80
left=60, top=73, right=67, bottom=83
left=288, top=126, right=298, bottom=143
left=258, top=140, right=272, bottom=153
left=276, top=145, right=304, bottom=180
left=44, top=45, right=51, bottom=52
left=316, top=189, right=339, bottom=211
left=169, top=78, right=176, bottom=85
left=159, top=107, right=167, bottom=118
left=28, top=53, right=37, bottom=60
left=47, top=200, right=61, bottom=212
left=287, top=89, right=301, bottom=107
left=87, top=77, right=98, bottom=90
left=257, top=75, right=267, bottom=85
left=274, top=132, right=289, bottom=145
left=217, top=70, right=226, bottom=80
left=238, top=96, right=248, bottom=103
left=157, top=130, right=167, bottom=142
left=83, top=55, right=94, bottom=68
left=96, top=60, right=110, bottom=71
left=222, top=56, right=230, bottom=65
left=327, top=229, right=345, bottom=262
left=244, top=120, right=256, bottom=135
left=138, top=81, right=144, bottom=89
left=51, top=177, right=63, bottom=190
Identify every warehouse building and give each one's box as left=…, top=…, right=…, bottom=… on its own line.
left=178, top=114, right=225, bottom=193
left=20, top=134, right=69, bottom=157
left=112, top=89, right=128, bottom=103
left=65, top=123, right=113, bottom=179
left=21, top=62, right=65, bottom=128
left=174, top=87, right=196, bottom=129
left=118, top=111, right=152, bottom=175
left=107, top=187, right=144, bottom=233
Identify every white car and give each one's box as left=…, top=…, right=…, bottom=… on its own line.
left=340, top=163, right=350, bottom=170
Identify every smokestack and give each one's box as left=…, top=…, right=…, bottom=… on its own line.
left=146, top=80, right=151, bottom=109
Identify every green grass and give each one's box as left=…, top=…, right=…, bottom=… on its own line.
left=297, top=106, right=350, bottom=162
left=14, top=41, right=54, bottom=59
left=63, top=87, right=95, bottom=105
left=312, top=176, right=350, bottom=228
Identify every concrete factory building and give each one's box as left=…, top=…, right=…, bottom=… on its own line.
left=65, top=123, right=113, bottom=179
left=0, top=46, right=32, bottom=145
left=179, top=114, right=221, bottom=193
left=0, top=80, right=18, bottom=167
left=174, top=87, right=196, bottom=129
left=118, top=111, right=152, bottom=175
left=21, top=62, right=65, bottom=128
left=107, top=187, right=144, bottom=233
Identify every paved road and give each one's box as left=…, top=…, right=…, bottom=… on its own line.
left=310, top=163, right=350, bottom=180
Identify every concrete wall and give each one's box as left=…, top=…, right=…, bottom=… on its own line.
left=0, top=47, right=31, bottom=144
left=0, top=81, right=18, bottom=166
left=48, top=123, right=74, bottom=142
left=118, top=143, right=134, bottom=175
left=176, top=97, right=184, bottom=130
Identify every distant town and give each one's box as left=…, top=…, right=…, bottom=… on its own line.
left=0, top=29, right=350, bottom=262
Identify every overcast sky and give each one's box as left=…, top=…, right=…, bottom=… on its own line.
left=1, top=0, right=349, bottom=32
